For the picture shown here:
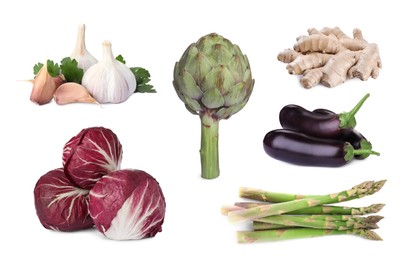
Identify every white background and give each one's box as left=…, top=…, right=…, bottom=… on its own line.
left=1, top=0, right=413, bottom=259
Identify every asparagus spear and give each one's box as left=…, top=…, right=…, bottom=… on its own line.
left=240, top=181, right=386, bottom=203
left=253, top=222, right=286, bottom=231
left=240, top=187, right=309, bottom=202
left=237, top=228, right=382, bottom=243
left=225, top=204, right=384, bottom=224
left=228, top=180, right=386, bottom=224
left=251, top=216, right=383, bottom=231
left=254, top=215, right=382, bottom=230
left=304, top=215, right=383, bottom=223
left=234, top=202, right=385, bottom=215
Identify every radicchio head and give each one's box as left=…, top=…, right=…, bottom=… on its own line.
left=34, top=168, right=94, bottom=231
left=89, top=169, right=166, bottom=240
left=62, top=127, right=123, bottom=189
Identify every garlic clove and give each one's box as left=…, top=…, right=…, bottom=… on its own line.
left=30, top=63, right=65, bottom=105
left=54, top=82, right=99, bottom=105
left=70, top=24, right=98, bottom=72
left=81, top=41, right=136, bottom=104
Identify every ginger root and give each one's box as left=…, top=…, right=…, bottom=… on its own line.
left=278, top=27, right=382, bottom=88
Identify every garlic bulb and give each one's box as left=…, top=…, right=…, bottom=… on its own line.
left=30, top=62, right=65, bottom=105
left=82, top=41, right=136, bottom=104
left=70, top=24, right=98, bottom=71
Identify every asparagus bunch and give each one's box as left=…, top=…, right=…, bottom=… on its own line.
left=237, top=228, right=382, bottom=243
left=222, top=180, right=386, bottom=243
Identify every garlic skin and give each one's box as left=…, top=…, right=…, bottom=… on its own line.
left=82, top=41, right=136, bottom=104
left=70, top=24, right=98, bottom=72
left=30, top=63, right=65, bottom=105
left=54, top=82, right=98, bottom=105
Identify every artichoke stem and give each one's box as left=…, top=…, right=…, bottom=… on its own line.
left=200, top=112, right=220, bottom=179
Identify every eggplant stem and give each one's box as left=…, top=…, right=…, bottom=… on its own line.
left=339, top=93, right=370, bottom=128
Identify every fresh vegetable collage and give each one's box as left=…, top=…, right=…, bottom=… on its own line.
left=30, top=25, right=384, bottom=243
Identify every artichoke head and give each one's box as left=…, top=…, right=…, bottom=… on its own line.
left=173, top=33, right=254, bottom=120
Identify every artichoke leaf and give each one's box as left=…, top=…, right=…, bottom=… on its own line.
left=201, top=88, right=224, bottom=109
left=228, top=55, right=244, bottom=82
left=197, top=33, right=223, bottom=57
left=176, top=69, right=203, bottom=99
left=208, top=43, right=233, bottom=66
left=223, top=82, right=246, bottom=106
left=173, top=81, right=187, bottom=103
left=201, top=66, right=234, bottom=94
left=185, top=95, right=202, bottom=112
left=216, top=102, right=246, bottom=119
left=243, top=69, right=252, bottom=83
left=184, top=51, right=212, bottom=86
left=178, top=44, right=197, bottom=69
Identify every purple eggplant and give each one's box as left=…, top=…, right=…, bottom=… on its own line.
left=263, top=129, right=379, bottom=167
left=279, top=94, right=370, bottom=139
left=313, top=108, right=373, bottom=159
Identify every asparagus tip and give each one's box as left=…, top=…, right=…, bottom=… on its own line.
left=366, top=223, right=380, bottom=229
left=364, top=230, right=383, bottom=241
left=356, top=179, right=386, bottom=197
left=369, top=203, right=386, bottom=214
left=239, top=187, right=249, bottom=196
left=373, top=180, right=387, bottom=193
left=366, top=215, right=384, bottom=224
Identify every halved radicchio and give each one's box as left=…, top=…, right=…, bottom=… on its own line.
left=34, top=168, right=93, bottom=231
left=62, top=127, right=123, bottom=189
left=89, top=169, right=166, bottom=240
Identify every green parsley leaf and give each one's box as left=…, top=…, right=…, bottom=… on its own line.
left=47, top=60, right=60, bottom=77
left=33, top=62, right=43, bottom=76
left=33, top=60, right=60, bottom=77
left=116, top=54, right=126, bottom=64
left=130, top=67, right=156, bottom=93
left=136, top=84, right=156, bottom=93
left=60, top=57, right=84, bottom=83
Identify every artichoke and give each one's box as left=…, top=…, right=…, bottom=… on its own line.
left=173, top=33, right=254, bottom=179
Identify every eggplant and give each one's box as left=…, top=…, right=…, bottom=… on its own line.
left=279, top=94, right=370, bottom=139
left=313, top=108, right=373, bottom=159
left=263, top=129, right=379, bottom=167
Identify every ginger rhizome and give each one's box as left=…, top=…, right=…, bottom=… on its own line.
left=277, top=27, right=382, bottom=88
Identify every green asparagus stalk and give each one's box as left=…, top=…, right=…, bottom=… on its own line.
left=252, top=222, right=287, bottom=231
left=254, top=215, right=382, bottom=230
left=305, top=215, right=383, bottom=223
left=240, top=181, right=386, bottom=203
left=237, top=228, right=382, bottom=243
left=252, top=216, right=383, bottom=231
left=235, top=202, right=385, bottom=215
left=228, top=180, right=386, bottom=224
left=239, top=187, right=309, bottom=202
left=224, top=205, right=383, bottom=225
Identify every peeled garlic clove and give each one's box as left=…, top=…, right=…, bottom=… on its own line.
left=54, top=82, right=98, bottom=105
left=30, top=63, right=65, bottom=105
left=82, top=41, right=136, bottom=104
left=70, top=24, right=98, bottom=71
